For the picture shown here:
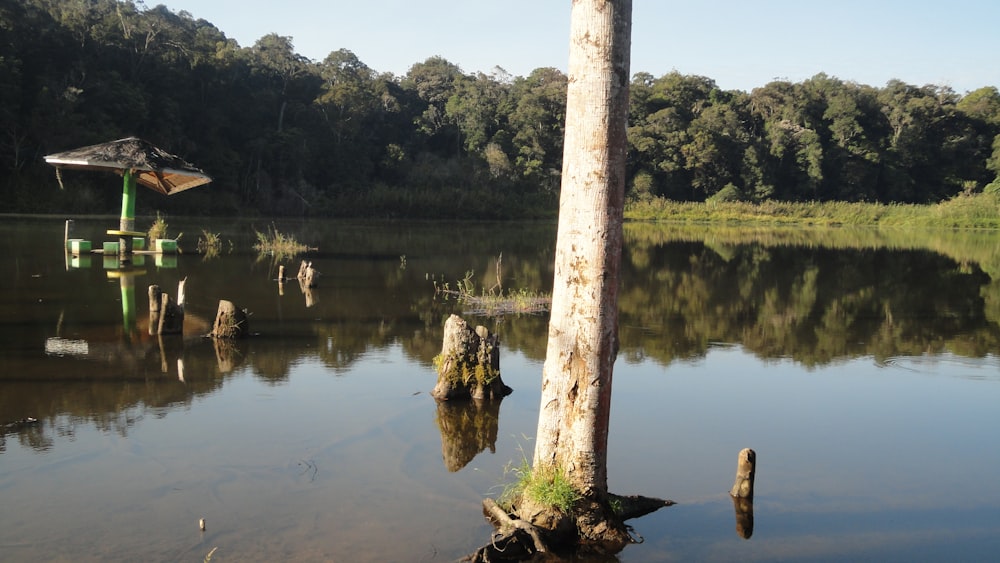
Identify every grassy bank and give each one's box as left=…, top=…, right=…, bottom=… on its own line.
left=625, top=193, right=1000, bottom=229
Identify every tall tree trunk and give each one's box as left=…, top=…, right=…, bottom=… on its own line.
left=524, top=0, right=632, bottom=547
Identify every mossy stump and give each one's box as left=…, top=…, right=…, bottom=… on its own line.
left=432, top=314, right=511, bottom=401
left=211, top=299, right=248, bottom=338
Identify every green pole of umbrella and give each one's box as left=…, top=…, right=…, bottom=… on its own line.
left=121, top=169, right=137, bottom=228
left=118, top=170, right=137, bottom=260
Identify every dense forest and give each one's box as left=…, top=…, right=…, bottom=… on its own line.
left=2, top=0, right=999, bottom=218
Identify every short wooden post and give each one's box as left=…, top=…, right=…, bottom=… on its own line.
left=148, top=279, right=185, bottom=335
left=278, top=265, right=286, bottom=282
left=730, top=448, right=756, bottom=498
left=157, top=293, right=182, bottom=334
left=730, top=448, right=756, bottom=539
left=176, top=277, right=186, bottom=310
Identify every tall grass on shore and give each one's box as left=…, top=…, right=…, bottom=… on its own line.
left=626, top=193, right=1000, bottom=229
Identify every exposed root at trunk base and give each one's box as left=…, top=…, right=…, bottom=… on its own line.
left=461, top=498, right=549, bottom=562
left=461, top=494, right=675, bottom=562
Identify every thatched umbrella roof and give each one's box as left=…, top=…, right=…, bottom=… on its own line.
left=44, top=137, right=211, bottom=195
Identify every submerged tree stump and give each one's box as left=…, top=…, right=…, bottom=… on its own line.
left=431, top=315, right=511, bottom=401
left=148, top=278, right=186, bottom=335
left=296, top=260, right=318, bottom=288
left=212, top=299, right=248, bottom=338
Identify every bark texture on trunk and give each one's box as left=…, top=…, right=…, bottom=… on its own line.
left=526, top=0, right=632, bottom=546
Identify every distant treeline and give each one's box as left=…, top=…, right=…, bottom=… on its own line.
left=2, top=0, right=999, bottom=218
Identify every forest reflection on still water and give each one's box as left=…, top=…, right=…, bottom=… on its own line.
left=1, top=217, right=998, bottom=562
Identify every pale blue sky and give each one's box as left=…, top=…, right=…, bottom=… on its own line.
left=165, top=0, right=998, bottom=93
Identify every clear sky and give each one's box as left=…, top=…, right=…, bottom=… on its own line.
left=164, top=0, right=998, bottom=94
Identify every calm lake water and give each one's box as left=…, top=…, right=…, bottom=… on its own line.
left=1, top=216, right=999, bottom=562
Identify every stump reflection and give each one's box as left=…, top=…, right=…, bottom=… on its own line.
left=213, top=337, right=247, bottom=373
left=434, top=399, right=503, bottom=472
left=732, top=496, right=754, bottom=539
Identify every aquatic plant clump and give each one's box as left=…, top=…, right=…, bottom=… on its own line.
left=253, top=225, right=308, bottom=259
left=433, top=259, right=551, bottom=317
left=148, top=211, right=170, bottom=240
left=197, top=230, right=226, bottom=257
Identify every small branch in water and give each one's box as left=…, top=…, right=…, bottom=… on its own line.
left=298, top=458, right=318, bottom=482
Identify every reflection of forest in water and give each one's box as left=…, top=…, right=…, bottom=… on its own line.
left=3, top=219, right=999, bottom=454
left=619, top=224, right=1000, bottom=366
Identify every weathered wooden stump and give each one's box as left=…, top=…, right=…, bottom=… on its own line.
left=212, top=299, right=248, bottom=338
left=277, top=265, right=287, bottom=296
left=431, top=314, right=511, bottom=401
left=730, top=447, right=756, bottom=538
left=296, top=260, right=319, bottom=288
left=157, top=293, right=183, bottom=334
left=730, top=447, right=756, bottom=499
left=147, top=278, right=186, bottom=335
